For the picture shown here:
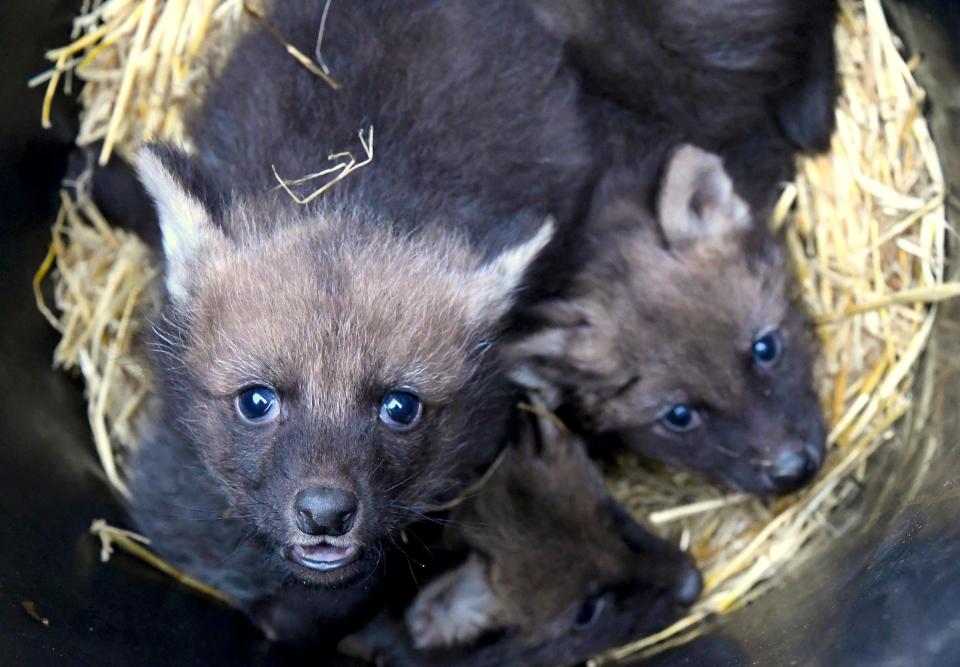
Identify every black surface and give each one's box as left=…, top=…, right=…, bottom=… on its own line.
left=2, top=1, right=960, bottom=666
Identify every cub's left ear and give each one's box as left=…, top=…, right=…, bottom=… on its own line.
left=136, top=145, right=226, bottom=304
left=466, top=217, right=555, bottom=325
left=657, top=144, right=751, bottom=247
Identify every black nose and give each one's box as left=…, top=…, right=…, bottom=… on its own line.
left=769, top=445, right=821, bottom=493
left=674, top=564, right=703, bottom=607
left=294, top=486, right=358, bottom=537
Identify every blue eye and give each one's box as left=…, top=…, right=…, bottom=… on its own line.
left=237, top=386, right=279, bottom=422
left=661, top=404, right=699, bottom=433
left=752, top=330, right=782, bottom=367
left=379, top=390, right=422, bottom=430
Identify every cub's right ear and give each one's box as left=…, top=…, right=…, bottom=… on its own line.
left=136, top=145, right=225, bottom=304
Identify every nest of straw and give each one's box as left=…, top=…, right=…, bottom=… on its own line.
left=34, top=0, right=957, bottom=662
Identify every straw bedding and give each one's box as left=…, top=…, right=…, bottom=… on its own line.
left=32, top=0, right=957, bottom=662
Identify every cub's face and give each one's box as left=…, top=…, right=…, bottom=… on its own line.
left=510, top=145, right=826, bottom=495
left=560, top=237, right=825, bottom=494
left=478, top=415, right=700, bottom=645
left=139, top=146, right=553, bottom=585
left=402, top=412, right=700, bottom=665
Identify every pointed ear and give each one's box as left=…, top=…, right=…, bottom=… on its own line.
left=509, top=297, right=592, bottom=360
left=657, top=144, right=751, bottom=247
left=466, top=217, right=555, bottom=325
left=506, top=327, right=573, bottom=403
left=405, top=554, right=501, bottom=650
left=136, top=145, right=224, bottom=304
left=503, top=297, right=594, bottom=408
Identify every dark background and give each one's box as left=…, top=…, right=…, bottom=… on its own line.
left=1, top=1, right=958, bottom=666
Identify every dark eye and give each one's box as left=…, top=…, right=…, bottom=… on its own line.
left=574, top=595, right=607, bottom=630
left=660, top=404, right=700, bottom=433
left=379, top=390, right=422, bottom=430
left=236, top=386, right=279, bottom=422
left=751, top=330, right=782, bottom=367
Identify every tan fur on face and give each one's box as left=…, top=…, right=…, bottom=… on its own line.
left=183, top=212, right=502, bottom=413
left=507, top=145, right=824, bottom=494
left=141, top=150, right=556, bottom=556
left=557, top=235, right=788, bottom=425
left=139, top=147, right=554, bottom=419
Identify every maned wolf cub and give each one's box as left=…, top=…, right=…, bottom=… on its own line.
left=128, top=0, right=592, bottom=643
left=509, top=145, right=826, bottom=495
left=354, top=403, right=700, bottom=667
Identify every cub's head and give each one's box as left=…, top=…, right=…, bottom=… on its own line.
left=510, top=145, right=826, bottom=495
left=402, top=407, right=700, bottom=665
left=138, top=145, right=553, bottom=586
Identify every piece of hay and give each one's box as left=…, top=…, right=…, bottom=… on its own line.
left=34, top=0, right=957, bottom=662
left=273, top=125, right=375, bottom=205
left=30, top=0, right=255, bottom=163
left=241, top=1, right=339, bottom=89
left=22, top=601, right=51, bottom=627
left=34, top=183, right=158, bottom=496
left=90, top=519, right=234, bottom=605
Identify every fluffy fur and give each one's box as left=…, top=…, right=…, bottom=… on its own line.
left=125, top=0, right=837, bottom=646
left=508, top=145, right=827, bottom=494
left=128, top=0, right=594, bottom=644
left=533, top=0, right=838, bottom=215
left=356, top=407, right=700, bottom=667
left=504, top=0, right=837, bottom=495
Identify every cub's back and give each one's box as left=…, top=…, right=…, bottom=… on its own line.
left=191, top=0, right=594, bottom=245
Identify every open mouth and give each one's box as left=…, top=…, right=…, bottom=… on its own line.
left=288, top=543, right=360, bottom=572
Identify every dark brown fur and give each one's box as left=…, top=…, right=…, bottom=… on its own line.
left=123, top=0, right=836, bottom=645
left=129, top=161, right=556, bottom=639
left=504, top=0, right=838, bottom=495
left=508, top=145, right=826, bottom=494
left=128, top=0, right=593, bottom=644
left=531, top=0, right=838, bottom=215
left=355, top=406, right=699, bottom=667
